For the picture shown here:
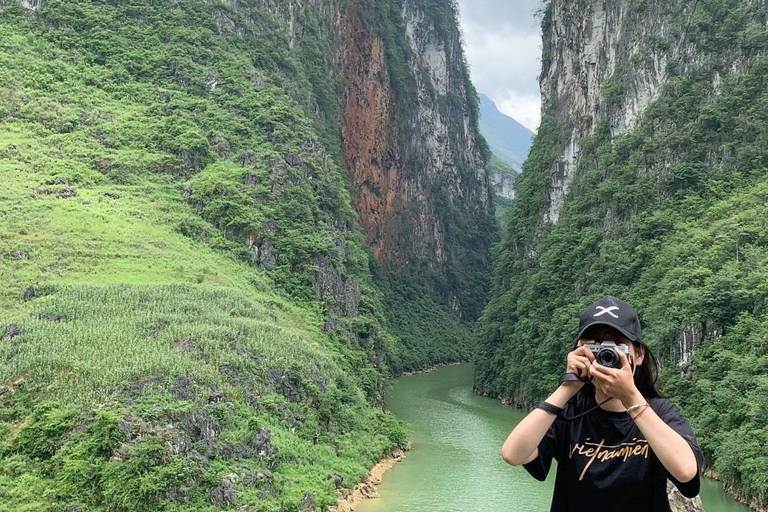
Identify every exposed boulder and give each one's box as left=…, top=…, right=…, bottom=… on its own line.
left=667, top=481, right=704, bottom=512
left=3, top=323, right=21, bottom=340
left=23, top=285, right=37, bottom=301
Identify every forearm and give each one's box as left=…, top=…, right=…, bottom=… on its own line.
left=501, top=383, right=581, bottom=466
left=625, top=393, right=698, bottom=482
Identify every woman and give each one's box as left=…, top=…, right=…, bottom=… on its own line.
left=501, top=296, right=703, bottom=512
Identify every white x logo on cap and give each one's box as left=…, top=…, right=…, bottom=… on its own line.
left=594, top=306, right=619, bottom=318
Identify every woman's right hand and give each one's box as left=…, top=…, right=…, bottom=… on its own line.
left=566, top=344, right=596, bottom=382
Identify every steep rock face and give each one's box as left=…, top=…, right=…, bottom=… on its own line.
left=340, top=2, right=402, bottom=263
left=339, top=0, right=495, bottom=319
left=494, top=172, right=516, bottom=201
left=213, top=0, right=496, bottom=321
left=667, top=481, right=704, bottom=512
left=540, top=0, right=700, bottom=223
left=229, top=0, right=495, bottom=320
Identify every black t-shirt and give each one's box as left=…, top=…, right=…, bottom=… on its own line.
left=523, top=395, right=704, bottom=512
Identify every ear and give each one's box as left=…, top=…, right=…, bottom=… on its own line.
left=633, top=343, right=645, bottom=367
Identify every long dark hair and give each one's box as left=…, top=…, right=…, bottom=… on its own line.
left=632, top=340, right=663, bottom=399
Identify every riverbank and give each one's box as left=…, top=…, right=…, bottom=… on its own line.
left=330, top=362, right=462, bottom=511
left=329, top=446, right=409, bottom=512
left=704, top=469, right=766, bottom=512
left=395, top=360, right=465, bottom=377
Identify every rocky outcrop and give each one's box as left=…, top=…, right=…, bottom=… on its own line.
left=540, top=0, right=703, bottom=223
left=493, top=171, right=516, bottom=201
left=19, top=0, right=42, bottom=11
left=674, top=321, right=722, bottom=372
left=667, top=481, right=704, bottom=512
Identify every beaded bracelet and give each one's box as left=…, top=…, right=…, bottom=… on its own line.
left=626, top=402, right=650, bottom=414
left=631, top=403, right=651, bottom=421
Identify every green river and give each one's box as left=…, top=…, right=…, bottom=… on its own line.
left=356, top=364, right=751, bottom=512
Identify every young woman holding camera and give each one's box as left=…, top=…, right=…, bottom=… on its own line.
left=501, top=296, right=703, bottom=512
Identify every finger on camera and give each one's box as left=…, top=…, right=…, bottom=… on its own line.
left=616, top=348, right=630, bottom=368
left=589, top=361, right=615, bottom=378
left=571, top=356, right=591, bottom=369
left=574, top=364, right=589, bottom=379
left=574, top=345, right=595, bottom=361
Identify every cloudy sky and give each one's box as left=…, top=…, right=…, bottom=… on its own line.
left=456, top=0, right=544, bottom=132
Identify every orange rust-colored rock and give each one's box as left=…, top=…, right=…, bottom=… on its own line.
left=340, top=2, right=402, bottom=262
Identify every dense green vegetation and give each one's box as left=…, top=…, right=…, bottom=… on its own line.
left=476, top=0, right=768, bottom=506
left=1, top=285, right=406, bottom=510
left=0, top=0, right=474, bottom=508
left=383, top=278, right=473, bottom=373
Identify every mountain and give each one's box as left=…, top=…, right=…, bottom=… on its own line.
left=478, top=92, right=534, bottom=172
left=475, top=0, right=768, bottom=509
left=0, top=0, right=495, bottom=509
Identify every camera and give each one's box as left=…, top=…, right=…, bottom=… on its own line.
left=583, top=341, right=630, bottom=369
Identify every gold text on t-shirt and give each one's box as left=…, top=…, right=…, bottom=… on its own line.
left=569, top=438, right=650, bottom=480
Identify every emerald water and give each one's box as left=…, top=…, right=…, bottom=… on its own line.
left=356, top=364, right=751, bottom=512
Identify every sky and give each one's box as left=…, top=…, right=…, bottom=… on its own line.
left=456, top=0, right=544, bottom=132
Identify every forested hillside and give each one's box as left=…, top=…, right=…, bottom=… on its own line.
left=0, top=0, right=492, bottom=509
left=475, top=0, right=768, bottom=508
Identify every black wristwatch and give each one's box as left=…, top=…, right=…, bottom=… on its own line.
left=559, top=372, right=584, bottom=385
left=536, top=401, right=563, bottom=416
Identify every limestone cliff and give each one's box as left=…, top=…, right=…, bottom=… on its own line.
left=339, top=0, right=496, bottom=320
left=250, top=0, right=496, bottom=321
left=539, top=0, right=703, bottom=224
left=535, top=0, right=731, bottom=366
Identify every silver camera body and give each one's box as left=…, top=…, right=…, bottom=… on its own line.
left=583, top=340, right=630, bottom=369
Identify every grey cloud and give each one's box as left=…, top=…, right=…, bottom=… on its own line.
left=457, top=0, right=546, bottom=33
left=457, top=0, right=544, bottom=129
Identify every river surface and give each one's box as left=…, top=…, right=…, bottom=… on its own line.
left=356, top=364, right=751, bottom=512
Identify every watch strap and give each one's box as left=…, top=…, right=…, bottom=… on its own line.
left=536, top=401, right=563, bottom=416
left=559, top=372, right=583, bottom=385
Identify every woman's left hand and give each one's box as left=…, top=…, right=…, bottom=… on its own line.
left=590, top=349, right=641, bottom=406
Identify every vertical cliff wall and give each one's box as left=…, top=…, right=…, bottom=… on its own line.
left=539, top=0, right=705, bottom=224
left=261, top=0, right=496, bottom=322
left=339, top=0, right=496, bottom=321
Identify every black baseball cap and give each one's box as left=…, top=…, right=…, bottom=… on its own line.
left=577, top=296, right=642, bottom=342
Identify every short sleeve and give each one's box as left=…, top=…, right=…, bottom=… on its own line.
left=652, top=399, right=704, bottom=498
left=522, top=414, right=563, bottom=481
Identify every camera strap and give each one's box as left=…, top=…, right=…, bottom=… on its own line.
left=557, top=374, right=615, bottom=421
left=561, top=396, right=615, bottom=422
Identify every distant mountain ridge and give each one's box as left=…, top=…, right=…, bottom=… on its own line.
left=478, top=93, right=534, bottom=171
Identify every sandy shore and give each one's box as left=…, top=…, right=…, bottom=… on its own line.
left=329, top=445, right=410, bottom=512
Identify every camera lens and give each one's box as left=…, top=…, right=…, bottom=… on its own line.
left=597, top=349, right=619, bottom=368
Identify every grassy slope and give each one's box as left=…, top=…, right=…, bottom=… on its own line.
left=0, top=126, right=403, bottom=512
left=0, top=2, right=408, bottom=510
